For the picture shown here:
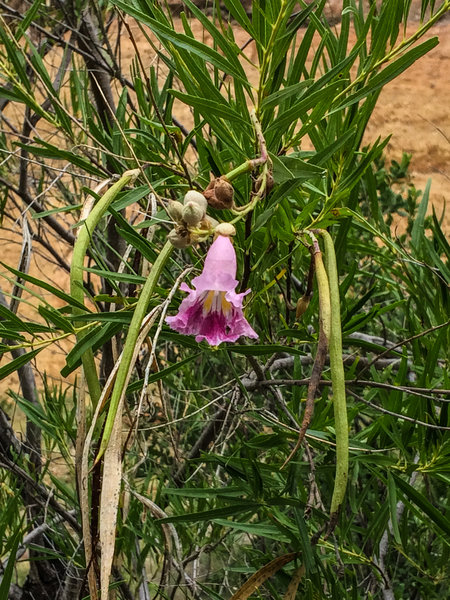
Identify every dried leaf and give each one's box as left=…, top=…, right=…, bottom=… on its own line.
left=283, top=564, right=306, bottom=600
left=100, top=397, right=123, bottom=600
left=76, top=373, right=98, bottom=600
left=230, top=552, right=299, bottom=600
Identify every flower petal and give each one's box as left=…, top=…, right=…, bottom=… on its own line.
left=191, top=235, right=238, bottom=292
left=166, top=234, right=258, bottom=346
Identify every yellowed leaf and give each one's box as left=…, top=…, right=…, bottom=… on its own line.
left=76, top=373, right=98, bottom=600
left=100, top=397, right=123, bottom=600
left=230, top=552, right=299, bottom=600
left=95, top=311, right=162, bottom=599
left=283, top=564, right=306, bottom=600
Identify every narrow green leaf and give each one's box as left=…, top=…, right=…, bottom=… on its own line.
left=0, top=349, right=41, bottom=381
left=387, top=472, right=402, bottom=544
left=163, top=486, right=245, bottom=498
left=0, top=303, right=34, bottom=334
left=111, top=0, right=247, bottom=83
left=16, top=0, right=44, bottom=40
left=38, top=306, right=74, bottom=334
left=0, top=262, right=90, bottom=312
left=169, top=90, right=249, bottom=125
left=31, top=204, right=83, bottom=219
left=333, top=38, right=439, bottom=113
left=212, top=519, right=291, bottom=542
left=83, top=268, right=145, bottom=285
left=62, top=322, right=122, bottom=376
left=261, top=80, right=313, bottom=109
left=271, top=154, right=324, bottom=183
left=0, top=523, right=23, bottom=597
left=393, top=473, right=450, bottom=536
left=411, top=179, right=431, bottom=250
left=17, top=141, right=106, bottom=177
left=158, top=502, right=260, bottom=524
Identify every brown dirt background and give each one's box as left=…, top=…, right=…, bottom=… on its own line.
left=1, top=4, right=449, bottom=402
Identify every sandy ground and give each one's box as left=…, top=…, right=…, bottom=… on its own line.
left=364, top=19, right=450, bottom=228
left=0, top=10, right=449, bottom=400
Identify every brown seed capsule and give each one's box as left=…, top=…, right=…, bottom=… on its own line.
left=296, top=295, right=311, bottom=319
left=203, top=176, right=234, bottom=210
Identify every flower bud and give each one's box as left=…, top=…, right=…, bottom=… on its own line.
left=214, top=222, right=236, bottom=237
left=203, top=176, right=234, bottom=210
left=296, top=295, right=310, bottom=319
left=166, top=200, right=184, bottom=222
left=182, top=201, right=205, bottom=226
left=184, top=190, right=208, bottom=214
left=202, top=216, right=219, bottom=230
left=168, top=227, right=191, bottom=248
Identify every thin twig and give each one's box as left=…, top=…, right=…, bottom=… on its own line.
left=357, top=320, right=450, bottom=377
left=346, top=389, right=450, bottom=431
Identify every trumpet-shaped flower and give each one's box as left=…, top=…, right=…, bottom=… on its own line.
left=166, top=235, right=258, bottom=346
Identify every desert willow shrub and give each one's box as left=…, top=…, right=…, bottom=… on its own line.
left=0, top=1, right=449, bottom=599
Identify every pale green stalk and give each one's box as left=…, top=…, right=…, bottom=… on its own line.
left=96, top=239, right=173, bottom=462
left=70, top=169, right=140, bottom=406
left=319, top=230, right=348, bottom=524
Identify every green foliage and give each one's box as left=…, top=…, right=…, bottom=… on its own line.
left=0, top=1, right=449, bottom=598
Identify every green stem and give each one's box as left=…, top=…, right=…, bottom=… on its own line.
left=70, top=169, right=140, bottom=406
left=256, top=0, right=290, bottom=115
left=318, top=230, right=348, bottom=526
left=96, top=239, right=173, bottom=462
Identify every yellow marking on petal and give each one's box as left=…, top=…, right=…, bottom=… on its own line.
left=220, top=291, right=232, bottom=315
left=203, top=290, right=215, bottom=313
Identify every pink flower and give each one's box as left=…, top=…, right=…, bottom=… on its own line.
left=166, top=235, right=258, bottom=346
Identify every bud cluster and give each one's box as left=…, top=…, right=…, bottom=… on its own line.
left=167, top=188, right=235, bottom=248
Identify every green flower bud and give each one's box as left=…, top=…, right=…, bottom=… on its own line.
left=167, top=200, right=184, bottom=222
left=184, top=190, right=208, bottom=214
left=214, top=222, right=236, bottom=237
left=168, top=228, right=191, bottom=248
left=182, top=201, right=204, bottom=225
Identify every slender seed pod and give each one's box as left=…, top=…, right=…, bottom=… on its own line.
left=319, top=229, right=348, bottom=534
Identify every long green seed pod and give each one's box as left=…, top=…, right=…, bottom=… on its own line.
left=282, top=235, right=331, bottom=469
left=96, top=239, right=173, bottom=462
left=70, top=169, right=140, bottom=406
left=319, top=230, right=348, bottom=531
